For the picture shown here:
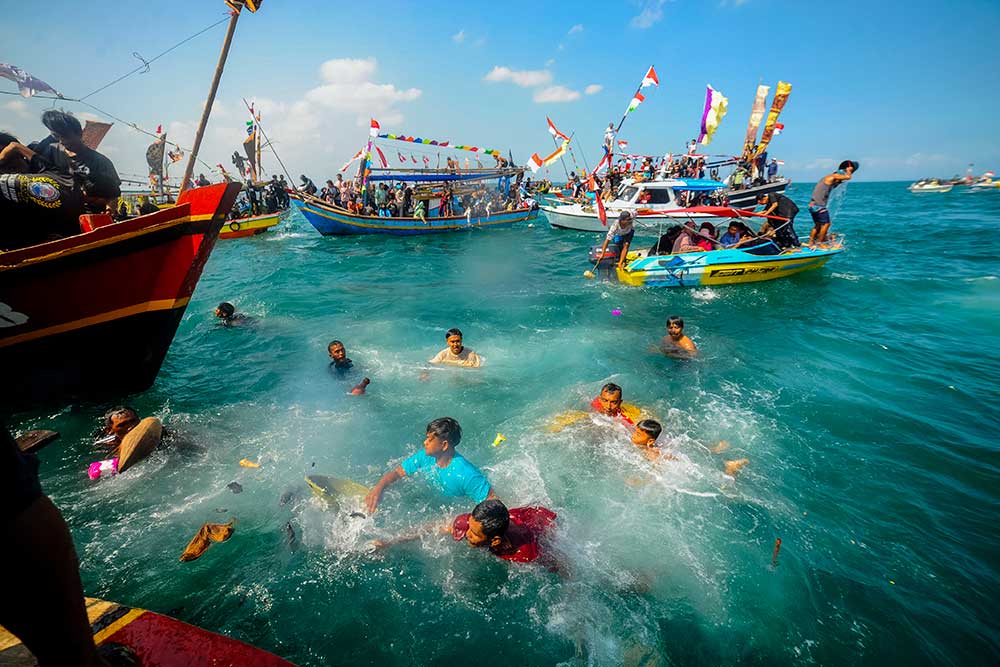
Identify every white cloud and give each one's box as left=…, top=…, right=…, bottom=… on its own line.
left=483, top=66, right=552, bottom=88
left=805, top=158, right=837, bottom=170
left=630, top=0, right=667, bottom=29
left=568, top=24, right=584, bottom=35
left=2, top=99, right=31, bottom=119
left=306, top=57, right=421, bottom=126
left=452, top=29, right=465, bottom=43
left=584, top=84, right=603, bottom=95
left=533, top=86, right=581, bottom=103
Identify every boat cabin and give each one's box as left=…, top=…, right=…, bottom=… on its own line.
left=612, top=178, right=726, bottom=210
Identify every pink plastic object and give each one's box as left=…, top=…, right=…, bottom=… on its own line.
left=88, top=457, right=118, bottom=480
left=612, top=309, right=622, bottom=316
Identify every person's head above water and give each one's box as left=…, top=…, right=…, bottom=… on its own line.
left=215, top=302, right=235, bottom=319
left=837, top=160, right=859, bottom=174
left=102, top=406, right=140, bottom=441
left=464, top=499, right=510, bottom=548
left=445, top=328, right=464, bottom=355
left=632, top=419, right=662, bottom=448
left=424, top=417, right=462, bottom=458
left=598, top=382, right=623, bottom=416
left=328, top=340, right=347, bottom=362
left=667, top=315, right=685, bottom=339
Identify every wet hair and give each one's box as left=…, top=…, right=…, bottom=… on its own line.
left=601, top=382, right=622, bottom=397
left=699, top=222, right=716, bottom=237
left=103, top=406, right=139, bottom=432
left=667, top=315, right=684, bottom=329
left=216, top=302, right=235, bottom=318
left=471, top=499, right=510, bottom=540
left=636, top=419, right=662, bottom=441
left=445, top=328, right=463, bottom=339
left=838, top=160, right=860, bottom=172
left=40, top=109, right=83, bottom=139
left=328, top=340, right=343, bottom=350
left=426, top=417, right=462, bottom=447
left=0, top=131, right=19, bottom=149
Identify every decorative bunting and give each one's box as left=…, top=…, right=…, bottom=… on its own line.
left=374, top=145, right=388, bottom=168
left=755, top=81, right=792, bottom=156
left=377, top=133, right=499, bottom=157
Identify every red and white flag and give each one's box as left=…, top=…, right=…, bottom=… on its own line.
left=527, top=153, right=543, bottom=173
left=340, top=149, right=363, bottom=172
left=397, top=151, right=406, bottom=163
left=617, top=140, right=628, bottom=149
left=641, top=66, right=659, bottom=88
left=374, top=146, right=388, bottom=168
left=411, top=154, right=417, bottom=164
left=625, top=92, right=645, bottom=115
left=546, top=116, right=570, bottom=142
left=369, top=118, right=380, bottom=137
left=775, top=160, right=785, bottom=165
left=773, top=122, right=784, bottom=137
left=155, top=124, right=162, bottom=135
left=422, top=155, right=430, bottom=166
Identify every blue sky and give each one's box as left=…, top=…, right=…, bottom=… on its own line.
left=3, top=0, right=999, bottom=184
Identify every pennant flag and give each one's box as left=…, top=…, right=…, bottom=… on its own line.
left=641, top=65, right=659, bottom=88
left=0, top=63, right=62, bottom=98
left=547, top=117, right=571, bottom=142
left=755, top=81, right=792, bottom=156
left=743, top=84, right=770, bottom=156
left=242, top=131, right=257, bottom=180
left=595, top=186, right=607, bottom=225
left=541, top=141, right=569, bottom=167
left=698, top=85, right=729, bottom=146
left=625, top=92, right=645, bottom=115
left=370, top=118, right=380, bottom=137
left=156, top=124, right=163, bottom=136
left=397, top=151, right=407, bottom=163
left=422, top=155, right=430, bottom=165
left=527, top=153, right=543, bottom=173
left=411, top=154, right=417, bottom=164
left=773, top=122, right=784, bottom=137
left=340, top=149, right=363, bottom=172
left=374, top=145, right=388, bottom=168
left=617, top=140, right=629, bottom=149
left=81, top=121, right=113, bottom=150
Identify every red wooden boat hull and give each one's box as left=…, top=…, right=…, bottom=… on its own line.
left=0, top=183, right=240, bottom=411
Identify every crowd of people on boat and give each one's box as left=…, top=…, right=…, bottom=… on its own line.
left=227, top=175, right=290, bottom=219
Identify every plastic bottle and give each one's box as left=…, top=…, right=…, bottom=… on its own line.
left=88, top=457, right=118, bottom=480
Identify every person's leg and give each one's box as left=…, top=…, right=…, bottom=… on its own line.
left=818, top=222, right=831, bottom=243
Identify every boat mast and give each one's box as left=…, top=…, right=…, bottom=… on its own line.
left=179, top=4, right=243, bottom=197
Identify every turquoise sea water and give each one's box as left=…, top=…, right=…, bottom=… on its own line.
left=10, top=182, right=1000, bottom=665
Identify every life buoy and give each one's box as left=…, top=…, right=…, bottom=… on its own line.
left=228, top=221, right=242, bottom=233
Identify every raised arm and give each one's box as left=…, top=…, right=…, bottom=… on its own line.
left=365, top=465, right=406, bottom=514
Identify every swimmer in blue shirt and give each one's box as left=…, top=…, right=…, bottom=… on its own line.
left=365, top=417, right=495, bottom=514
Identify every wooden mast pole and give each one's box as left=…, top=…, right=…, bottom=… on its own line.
left=178, top=7, right=241, bottom=197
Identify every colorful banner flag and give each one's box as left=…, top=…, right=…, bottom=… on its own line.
left=698, top=85, right=729, bottom=146
left=541, top=141, right=568, bottom=167
left=377, top=133, right=500, bottom=157
left=755, top=81, right=792, bottom=156
left=641, top=66, right=659, bottom=88
left=146, top=136, right=165, bottom=175
left=370, top=118, right=380, bottom=137
left=547, top=117, right=571, bottom=142
left=527, top=153, right=543, bottom=173
left=81, top=121, right=113, bottom=150
left=0, top=63, right=61, bottom=98
left=242, top=131, right=257, bottom=180
left=743, top=84, right=770, bottom=156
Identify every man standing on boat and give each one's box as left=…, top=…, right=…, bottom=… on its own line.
left=755, top=192, right=801, bottom=248
left=808, top=160, right=857, bottom=246
left=595, top=210, right=636, bottom=269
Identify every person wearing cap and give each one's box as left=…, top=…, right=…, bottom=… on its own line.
left=808, top=160, right=858, bottom=246
left=756, top=192, right=801, bottom=249
left=596, top=210, right=636, bottom=268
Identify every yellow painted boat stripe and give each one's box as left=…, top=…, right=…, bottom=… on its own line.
left=86, top=599, right=116, bottom=623
left=0, top=628, right=21, bottom=651
left=0, top=297, right=190, bottom=348
left=93, top=608, right=145, bottom=645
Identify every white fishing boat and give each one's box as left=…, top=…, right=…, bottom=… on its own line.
left=543, top=178, right=731, bottom=232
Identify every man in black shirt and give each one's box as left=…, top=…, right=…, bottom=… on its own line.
left=756, top=192, right=801, bottom=249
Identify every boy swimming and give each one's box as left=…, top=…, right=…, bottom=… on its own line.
left=661, top=316, right=698, bottom=358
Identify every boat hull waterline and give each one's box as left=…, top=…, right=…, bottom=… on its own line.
left=219, top=212, right=282, bottom=239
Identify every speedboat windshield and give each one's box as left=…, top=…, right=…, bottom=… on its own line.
left=619, top=186, right=639, bottom=202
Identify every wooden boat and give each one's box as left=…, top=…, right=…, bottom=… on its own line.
left=0, top=596, right=294, bottom=665
left=220, top=211, right=281, bottom=239
left=292, top=193, right=538, bottom=236
left=0, top=183, right=241, bottom=409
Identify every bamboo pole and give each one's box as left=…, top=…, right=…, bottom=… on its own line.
left=178, top=8, right=241, bottom=197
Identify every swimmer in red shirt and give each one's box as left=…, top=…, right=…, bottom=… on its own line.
left=591, top=382, right=638, bottom=425
left=452, top=499, right=556, bottom=564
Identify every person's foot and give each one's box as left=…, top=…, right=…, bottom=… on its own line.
left=724, top=458, right=749, bottom=476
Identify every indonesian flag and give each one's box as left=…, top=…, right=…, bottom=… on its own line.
left=773, top=122, right=785, bottom=136
left=411, top=154, right=417, bottom=163
left=595, top=187, right=607, bottom=225
left=641, top=65, right=659, bottom=88
left=374, top=145, right=388, bottom=168
left=527, top=153, right=543, bottom=173
left=397, top=151, right=406, bottom=163
left=422, top=155, right=430, bottom=166
left=546, top=116, right=570, bottom=142
left=369, top=118, right=380, bottom=137
left=617, top=140, right=628, bottom=149
left=625, top=92, right=645, bottom=115
left=775, top=160, right=785, bottom=165
left=155, top=124, right=162, bottom=135
left=592, top=146, right=611, bottom=174
left=985, top=170, right=996, bottom=178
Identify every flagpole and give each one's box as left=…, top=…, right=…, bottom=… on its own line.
left=179, top=6, right=241, bottom=197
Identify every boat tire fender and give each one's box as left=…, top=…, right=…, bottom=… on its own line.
left=228, top=221, right=241, bottom=233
